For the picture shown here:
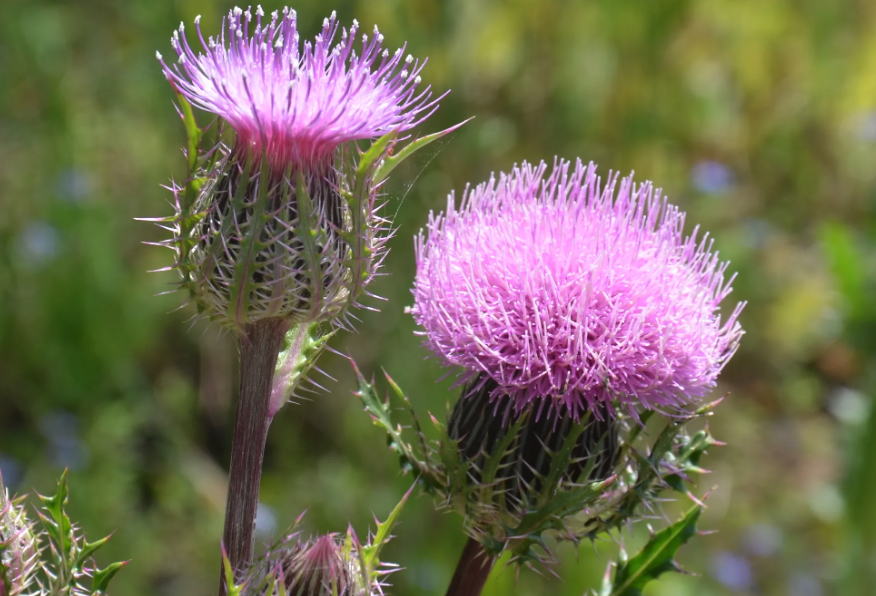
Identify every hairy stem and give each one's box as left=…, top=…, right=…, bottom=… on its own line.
left=445, top=537, right=495, bottom=596
left=219, top=317, right=290, bottom=596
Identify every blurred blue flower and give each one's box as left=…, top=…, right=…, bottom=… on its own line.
left=38, top=411, right=88, bottom=470
left=710, top=551, right=754, bottom=592
left=16, top=221, right=61, bottom=268
left=743, top=218, right=772, bottom=250
left=692, top=160, right=735, bottom=194
left=255, top=502, right=278, bottom=537
left=55, top=168, right=92, bottom=203
left=742, top=523, right=783, bottom=557
left=0, top=455, right=23, bottom=490
left=854, top=111, right=876, bottom=142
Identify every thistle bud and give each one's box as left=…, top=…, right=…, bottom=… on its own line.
left=263, top=534, right=354, bottom=596
left=236, top=494, right=410, bottom=596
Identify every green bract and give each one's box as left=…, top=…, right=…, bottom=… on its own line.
left=354, top=363, right=720, bottom=571
left=146, top=96, right=468, bottom=333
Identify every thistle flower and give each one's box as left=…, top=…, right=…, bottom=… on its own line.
left=377, top=158, right=744, bottom=568
left=154, top=6, right=448, bottom=330
left=410, top=158, right=744, bottom=420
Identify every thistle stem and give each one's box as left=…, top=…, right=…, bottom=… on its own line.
left=445, top=537, right=495, bottom=596
left=219, top=317, right=290, bottom=596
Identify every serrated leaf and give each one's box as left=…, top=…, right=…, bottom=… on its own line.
left=353, top=361, right=434, bottom=481
left=478, top=412, right=528, bottom=507
left=363, top=485, right=412, bottom=571
left=92, top=560, right=127, bottom=594
left=37, top=470, right=74, bottom=569
left=176, top=94, right=202, bottom=173
left=73, top=535, right=112, bottom=572
left=606, top=506, right=702, bottom=596
left=538, top=421, right=588, bottom=506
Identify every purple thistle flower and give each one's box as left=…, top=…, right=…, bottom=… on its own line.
left=157, top=6, right=443, bottom=170
left=152, top=7, right=455, bottom=332
left=410, top=159, right=745, bottom=419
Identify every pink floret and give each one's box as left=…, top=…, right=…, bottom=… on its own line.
left=158, top=7, right=444, bottom=168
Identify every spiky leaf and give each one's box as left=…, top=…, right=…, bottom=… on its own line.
left=600, top=506, right=702, bottom=596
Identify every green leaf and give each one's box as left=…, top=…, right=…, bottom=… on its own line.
left=383, top=371, right=430, bottom=464
left=228, top=154, right=271, bottom=328
left=362, top=485, right=412, bottom=572
left=221, top=551, right=244, bottom=596
left=513, top=477, right=614, bottom=538
left=37, top=470, right=73, bottom=567
left=92, top=560, right=128, bottom=594
left=353, top=362, right=431, bottom=479
left=73, top=534, right=112, bottom=572
left=372, top=118, right=473, bottom=184
left=357, top=131, right=398, bottom=179
left=604, top=506, right=702, bottom=596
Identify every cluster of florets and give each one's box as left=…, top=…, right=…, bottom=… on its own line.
left=158, top=7, right=439, bottom=170
left=410, top=158, right=745, bottom=420
left=243, top=534, right=358, bottom=596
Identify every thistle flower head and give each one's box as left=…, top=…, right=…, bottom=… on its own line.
left=154, top=8, right=454, bottom=331
left=410, top=159, right=745, bottom=419
left=158, top=7, right=441, bottom=170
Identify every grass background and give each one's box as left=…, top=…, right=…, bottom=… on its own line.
left=1, top=0, right=875, bottom=594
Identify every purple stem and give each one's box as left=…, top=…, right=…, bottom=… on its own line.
left=219, top=318, right=289, bottom=596
left=445, top=537, right=495, bottom=596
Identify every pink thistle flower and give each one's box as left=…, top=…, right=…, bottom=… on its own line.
left=157, top=6, right=443, bottom=170
left=152, top=7, right=455, bottom=332
left=410, top=159, right=745, bottom=419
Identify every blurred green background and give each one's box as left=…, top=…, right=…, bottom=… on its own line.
left=1, top=0, right=875, bottom=595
